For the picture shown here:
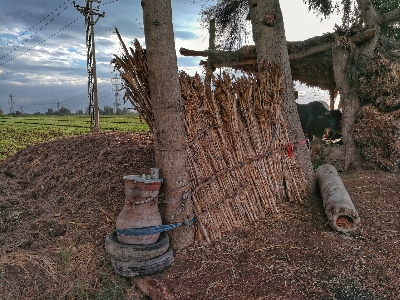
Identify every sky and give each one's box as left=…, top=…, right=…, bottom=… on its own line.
left=0, top=0, right=342, bottom=115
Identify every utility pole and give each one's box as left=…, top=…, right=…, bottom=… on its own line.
left=57, top=102, right=60, bottom=114
left=111, top=74, right=120, bottom=114
left=8, top=94, right=15, bottom=114
left=74, top=0, right=105, bottom=132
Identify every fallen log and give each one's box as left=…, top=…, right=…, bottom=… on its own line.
left=316, top=164, right=361, bottom=232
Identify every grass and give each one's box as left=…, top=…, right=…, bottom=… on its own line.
left=0, top=114, right=150, bottom=160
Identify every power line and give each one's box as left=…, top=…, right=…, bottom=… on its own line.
left=0, top=1, right=73, bottom=60
left=0, top=15, right=83, bottom=66
left=0, top=0, right=121, bottom=67
left=0, top=0, right=74, bottom=51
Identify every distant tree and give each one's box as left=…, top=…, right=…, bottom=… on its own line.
left=76, top=109, right=84, bottom=115
left=58, top=107, right=72, bottom=115
left=45, top=108, right=54, bottom=115
left=33, top=111, right=42, bottom=116
left=102, top=106, right=114, bottom=115
left=0, top=108, right=3, bottom=115
left=121, top=107, right=130, bottom=115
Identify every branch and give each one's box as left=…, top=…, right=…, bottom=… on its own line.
left=179, top=29, right=377, bottom=70
left=289, top=42, right=333, bottom=61
left=356, top=0, right=378, bottom=28
left=291, top=29, right=376, bottom=60
left=377, top=7, right=400, bottom=25
left=179, top=48, right=208, bottom=57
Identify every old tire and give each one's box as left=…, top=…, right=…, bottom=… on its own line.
left=111, top=248, right=174, bottom=277
left=105, top=231, right=169, bottom=262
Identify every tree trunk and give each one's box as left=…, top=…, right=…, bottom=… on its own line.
left=316, top=164, right=361, bottom=233
left=141, top=0, right=194, bottom=250
left=329, top=89, right=335, bottom=110
left=248, top=0, right=315, bottom=193
left=332, top=45, right=361, bottom=170
left=332, top=0, right=380, bottom=171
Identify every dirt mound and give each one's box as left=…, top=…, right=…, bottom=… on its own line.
left=0, top=132, right=154, bottom=299
left=1, top=132, right=400, bottom=299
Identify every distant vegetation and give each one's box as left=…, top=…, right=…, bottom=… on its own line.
left=0, top=114, right=150, bottom=160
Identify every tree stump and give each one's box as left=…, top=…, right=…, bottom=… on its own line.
left=316, top=164, right=361, bottom=232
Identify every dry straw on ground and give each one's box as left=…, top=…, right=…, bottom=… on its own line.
left=111, top=33, right=307, bottom=242
left=358, top=53, right=400, bottom=112
left=355, top=104, right=400, bottom=174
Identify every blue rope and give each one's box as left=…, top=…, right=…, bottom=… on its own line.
left=115, top=217, right=195, bottom=236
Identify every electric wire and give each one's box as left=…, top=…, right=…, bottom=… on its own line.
left=0, top=0, right=74, bottom=51
left=0, top=1, right=73, bottom=60
left=0, top=15, right=83, bottom=66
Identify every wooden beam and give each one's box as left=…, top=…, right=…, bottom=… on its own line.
left=179, top=48, right=208, bottom=57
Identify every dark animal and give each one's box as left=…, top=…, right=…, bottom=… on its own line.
left=296, top=101, right=342, bottom=141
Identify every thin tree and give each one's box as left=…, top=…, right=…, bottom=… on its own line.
left=332, top=0, right=400, bottom=169
left=141, top=0, right=195, bottom=250
left=247, top=0, right=316, bottom=191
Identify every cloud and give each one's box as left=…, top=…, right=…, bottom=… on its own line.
left=0, top=0, right=342, bottom=114
left=175, top=30, right=198, bottom=41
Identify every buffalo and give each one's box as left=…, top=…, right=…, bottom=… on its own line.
left=296, top=101, right=342, bottom=141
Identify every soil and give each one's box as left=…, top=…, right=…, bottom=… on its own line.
left=0, top=132, right=399, bottom=300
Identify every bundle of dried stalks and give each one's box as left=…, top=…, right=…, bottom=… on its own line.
left=111, top=36, right=307, bottom=242
left=358, top=53, right=400, bottom=112
left=111, top=29, right=153, bottom=131
left=355, top=105, right=400, bottom=174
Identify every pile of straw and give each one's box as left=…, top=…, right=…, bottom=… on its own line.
left=111, top=33, right=307, bottom=242
left=355, top=105, right=400, bottom=174
left=356, top=52, right=400, bottom=173
left=111, top=29, right=153, bottom=131
left=358, top=53, right=400, bottom=112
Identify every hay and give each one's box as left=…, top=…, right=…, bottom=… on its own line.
left=354, top=105, right=400, bottom=174
left=112, top=37, right=307, bottom=242
left=111, top=29, right=153, bottom=131
left=358, top=53, right=400, bottom=112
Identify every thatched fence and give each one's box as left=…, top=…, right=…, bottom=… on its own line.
left=112, top=30, right=307, bottom=242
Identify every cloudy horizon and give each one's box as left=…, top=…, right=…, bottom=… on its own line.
left=0, top=0, right=341, bottom=115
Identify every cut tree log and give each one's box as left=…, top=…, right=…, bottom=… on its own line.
left=316, top=164, right=361, bottom=233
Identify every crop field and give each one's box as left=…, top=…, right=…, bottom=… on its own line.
left=0, top=114, right=150, bottom=160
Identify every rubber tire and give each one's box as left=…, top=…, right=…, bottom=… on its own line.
left=110, top=248, right=174, bottom=277
left=105, top=231, right=169, bottom=262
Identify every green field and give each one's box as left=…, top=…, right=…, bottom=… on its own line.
left=0, top=115, right=150, bottom=160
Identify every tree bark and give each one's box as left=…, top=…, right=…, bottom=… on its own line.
left=332, top=0, right=381, bottom=171
left=316, top=164, right=361, bottom=233
left=141, top=0, right=194, bottom=250
left=332, top=45, right=361, bottom=170
left=248, top=0, right=315, bottom=193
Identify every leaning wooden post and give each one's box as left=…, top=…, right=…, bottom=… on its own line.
left=329, top=88, right=335, bottom=111
left=316, top=164, right=361, bottom=232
